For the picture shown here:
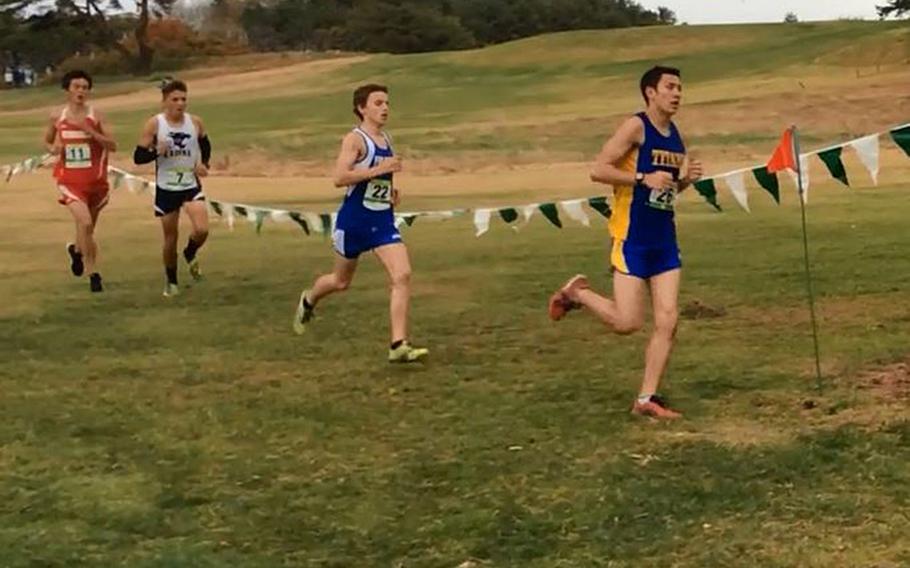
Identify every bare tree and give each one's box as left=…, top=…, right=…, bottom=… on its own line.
left=135, top=0, right=175, bottom=73
left=877, top=0, right=910, bottom=18
left=657, top=6, right=676, bottom=25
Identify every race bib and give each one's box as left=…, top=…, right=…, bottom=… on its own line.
left=647, top=185, right=677, bottom=211
left=164, top=168, right=196, bottom=189
left=363, top=178, right=392, bottom=211
left=64, top=143, right=92, bottom=169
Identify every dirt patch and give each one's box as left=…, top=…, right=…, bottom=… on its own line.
left=681, top=299, right=727, bottom=320
left=660, top=419, right=794, bottom=447
left=793, top=358, right=910, bottom=430
left=734, top=291, right=910, bottom=330
left=856, top=360, right=910, bottom=399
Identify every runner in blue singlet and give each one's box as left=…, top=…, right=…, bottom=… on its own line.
left=292, top=84, right=428, bottom=364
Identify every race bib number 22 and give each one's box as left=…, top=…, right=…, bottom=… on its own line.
left=363, top=179, right=392, bottom=211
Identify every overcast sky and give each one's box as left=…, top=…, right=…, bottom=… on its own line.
left=637, top=0, right=882, bottom=24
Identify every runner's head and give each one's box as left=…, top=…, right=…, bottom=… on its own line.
left=353, top=84, right=389, bottom=126
left=640, top=66, right=682, bottom=115
left=61, top=70, right=92, bottom=105
left=161, top=79, right=188, bottom=117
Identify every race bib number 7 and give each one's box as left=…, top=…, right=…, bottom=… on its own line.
left=165, top=169, right=196, bottom=189
left=64, top=143, right=92, bottom=169
left=363, top=179, right=392, bottom=211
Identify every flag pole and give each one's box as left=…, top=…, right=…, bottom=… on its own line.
left=791, top=125, right=823, bottom=391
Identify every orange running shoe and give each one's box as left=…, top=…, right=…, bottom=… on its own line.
left=547, top=274, right=590, bottom=321
left=632, top=395, right=683, bottom=419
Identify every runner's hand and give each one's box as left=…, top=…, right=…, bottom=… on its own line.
left=642, top=171, right=674, bottom=191
left=75, top=120, right=100, bottom=138
left=156, top=140, right=170, bottom=156
left=682, top=159, right=704, bottom=185
left=194, top=162, right=209, bottom=178
left=376, top=156, right=402, bottom=176
left=392, top=187, right=400, bottom=207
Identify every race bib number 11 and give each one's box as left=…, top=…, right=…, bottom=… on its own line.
left=64, top=143, right=92, bottom=169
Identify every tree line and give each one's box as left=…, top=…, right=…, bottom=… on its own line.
left=240, top=0, right=677, bottom=54
left=0, top=0, right=907, bottom=78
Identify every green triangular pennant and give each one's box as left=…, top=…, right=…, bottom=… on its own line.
left=538, top=203, right=562, bottom=228
left=108, top=169, right=126, bottom=189
left=319, top=214, right=332, bottom=235
left=288, top=212, right=310, bottom=235
left=693, top=179, right=722, bottom=211
left=817, top=147, right=849, bottom=186
left=254, top=210, right=266, bottom=234
left=499, top=208, right=518, bottom=223
left=587, top=196, right=612, bottom=218
left=234, top=205, right=248, bottom=217
left=403, top=215, right=417, bottom=227
left=210, top=201, right=223, bottom=216
left=890, top=125, right=910, bottom=157
left=752, top=166, right=780, bottom=203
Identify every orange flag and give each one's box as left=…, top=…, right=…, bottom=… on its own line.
left=766, top=128, right=796, bottom=173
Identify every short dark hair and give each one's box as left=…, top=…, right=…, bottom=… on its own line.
left=162, top=79, right=188, bottom=98
left=61, top=69, right=92, bottom=90
left=352, top=84, right=388, bottom=120
left=640, top=66, right=681, bottom=103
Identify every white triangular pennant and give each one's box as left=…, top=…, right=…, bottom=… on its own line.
left=849, top=134, right=879, bottom=186
left=520, top=204, right=537, bottom=223
left=125, top=175, right=146, bottom=194
left=270, top=209, right=290, bottom=223
left=722, top=171, right=749, bottom=212
left=223, top=204, right=236, bottom=230
left=473, top=209, right=491, bottom=237
left=787, top=155, right=811, bottom=203
left=302, top=212, right=323, bottom=234
left=559, top=199, right=590, bottom=226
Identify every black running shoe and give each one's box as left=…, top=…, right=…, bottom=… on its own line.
left=89, top=273, right=103, bottom=293
left=67, top=243, right=84, bottom=277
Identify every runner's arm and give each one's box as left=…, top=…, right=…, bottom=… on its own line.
left=591, top=118, right=674, bottom=191
left=193, top=116, right=211, bottom=167
left=133, top=117, right=158, bottom=164
left=43, top=112, right=60, bottom=154
left=332, top=132, right=395, bottom=187
left=590, top=117, right=644, bottom=186
left=84, top=110, right=117, bottom=152
left=677, top=137, right=703, bottom=192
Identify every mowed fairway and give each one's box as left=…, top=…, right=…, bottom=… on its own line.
left=2, top=21, right=910, bottom=567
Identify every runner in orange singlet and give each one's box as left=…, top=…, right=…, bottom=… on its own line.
left=43, top=70, right=117, bottom=293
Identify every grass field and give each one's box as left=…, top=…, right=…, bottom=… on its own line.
left=2, top=21, right=910, bottom=567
